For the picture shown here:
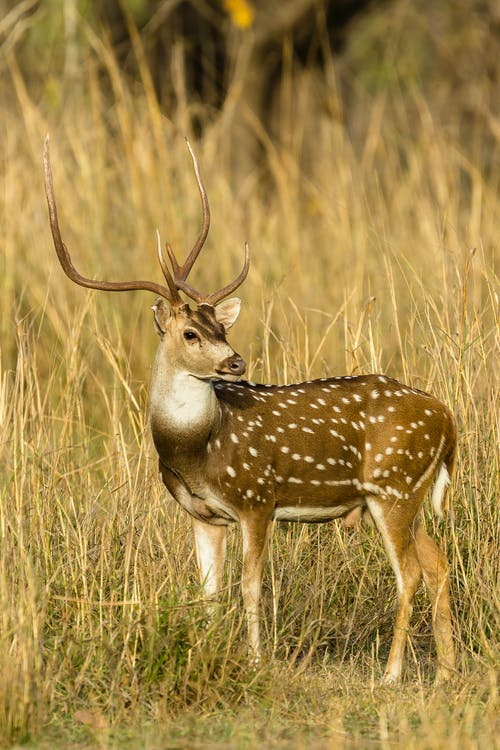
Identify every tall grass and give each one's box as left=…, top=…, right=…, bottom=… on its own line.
left=0, top=24, right=498, bottom=749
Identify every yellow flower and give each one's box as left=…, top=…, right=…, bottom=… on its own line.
left=224, top=0, right=255, bottom=29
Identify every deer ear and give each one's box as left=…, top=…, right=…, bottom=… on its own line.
left=214, top=297, right=241, bottom=331
left=151, top=298, right=172, bottom=335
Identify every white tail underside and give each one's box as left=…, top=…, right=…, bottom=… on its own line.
left=431, top=463, right=450, bottom=517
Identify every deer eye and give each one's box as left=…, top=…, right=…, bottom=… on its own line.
left=183, top=330, right=199, bottom=342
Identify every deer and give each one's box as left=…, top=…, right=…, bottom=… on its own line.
left=43, top=135, right=456, bottom=684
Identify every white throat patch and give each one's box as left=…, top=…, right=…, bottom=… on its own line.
left=154, top=371, right=216, bottom=429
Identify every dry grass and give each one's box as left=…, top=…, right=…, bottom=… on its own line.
left=0, top=20, right=498, bottom=750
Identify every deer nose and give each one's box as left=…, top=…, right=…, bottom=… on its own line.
left=218, top=354, right=246, bottom=377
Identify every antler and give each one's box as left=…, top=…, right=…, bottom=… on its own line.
left=44, top=135, right=249, bottom=307
left=158, top=138, right=250, bottom=306
left=43, top=135, right=179, bottom=302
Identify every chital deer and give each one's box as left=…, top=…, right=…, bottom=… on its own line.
left=43, top=135, right=456, bottom=684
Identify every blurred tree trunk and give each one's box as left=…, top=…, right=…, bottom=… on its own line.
left=216, top=0, right=324, bottom=179
left=95, top=0, right=377, bottom=178
left=63, top=0, right=79, bottom=81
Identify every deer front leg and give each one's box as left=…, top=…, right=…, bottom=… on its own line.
left=240, top=516, right=271, bottom=661
left=192, top=518, right=227, bottom=600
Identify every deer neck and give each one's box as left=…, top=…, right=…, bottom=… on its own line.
left=150, top=345, right=221, bottom=464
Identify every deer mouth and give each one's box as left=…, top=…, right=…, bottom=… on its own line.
left=214, top=369, right=244, bottom=382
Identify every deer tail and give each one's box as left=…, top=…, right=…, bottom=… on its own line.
left=431, top=408, right=457, bottom=518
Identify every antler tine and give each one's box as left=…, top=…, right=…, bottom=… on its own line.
left=169, top=241, right=249, bottom=306
left=160, top=139, right=250, bottom=306
left=156, top=234, right=183, bottom=304
left=43, top=134, right=175, bottom=302
left=203, top=241, right=250, bottom=305
left=166, top=137, right=210, bottom=282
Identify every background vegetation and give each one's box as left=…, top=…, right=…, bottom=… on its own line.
left=0, top=1, right=498, bottom=747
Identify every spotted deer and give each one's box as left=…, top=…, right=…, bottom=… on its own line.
left=44, top=135, right=456, bottom=684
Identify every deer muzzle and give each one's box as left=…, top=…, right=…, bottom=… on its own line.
left=216, top=353, right=246, bottom=378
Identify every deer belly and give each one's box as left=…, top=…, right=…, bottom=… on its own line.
left=272, top=504, right=353, bottom=523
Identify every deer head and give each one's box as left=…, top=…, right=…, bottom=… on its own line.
left=43, top=135, right=248, bottom=381
left=151, top=298, right=245, bottom=381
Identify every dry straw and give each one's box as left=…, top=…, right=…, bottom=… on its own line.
left=0, top=12, right=498, bottom=748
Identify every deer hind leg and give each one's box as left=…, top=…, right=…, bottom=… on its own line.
left=192, top=518, right=227, bottom=600
left=366, top=496, right=422, bottom=684
left=414, top=523, right=455, bottom=683
left=240, top=516, right=271, bottom=661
